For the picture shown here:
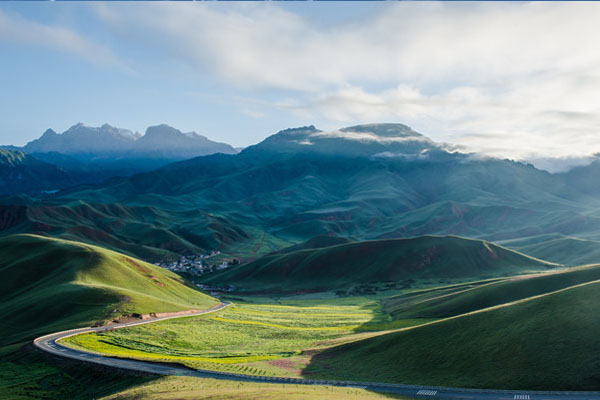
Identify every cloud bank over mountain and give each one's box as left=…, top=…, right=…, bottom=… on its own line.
left=2, top=2, right=600, bottom=167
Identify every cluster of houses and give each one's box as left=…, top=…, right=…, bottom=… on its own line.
left=155, top=251, right=240, bottom=277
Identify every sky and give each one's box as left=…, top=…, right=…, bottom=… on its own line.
left=1, top=2, right=600, bottom=171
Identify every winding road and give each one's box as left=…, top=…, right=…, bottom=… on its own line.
left=34, top=302, right=600, bottom=400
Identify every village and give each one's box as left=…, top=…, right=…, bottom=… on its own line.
left=155, top=250, right=240, bottom=278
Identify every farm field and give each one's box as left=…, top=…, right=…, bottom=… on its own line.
left=61, top=296, right=434, bottom=378
left=61, top=264, right=600, bottom=390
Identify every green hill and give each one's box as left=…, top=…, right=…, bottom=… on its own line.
left=0, top=201, right=254, bottom=262
left=202, top=235, right=557, bottom=292
left=384, top=264, right=600, bottom=319
left=0, top=234, right=217, bottom=349
left=306, top=274, right=600, bottom=390
left=261, top=235, right=353, bottom=256
left=503, top=234, right=600, bottom=265
left=0, top=234, right=219, bottom=399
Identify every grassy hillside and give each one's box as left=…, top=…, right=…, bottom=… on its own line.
left=0, top=234, right=218, bottom=399
left=384, top=264, right=600, bottom=319
left=101, top=376, right=408, bottom=400
left=0, top=234, right=218, bottom=348
left=505, top=235, right=600, bottom=265
left=266, top=235, right=353, bottom=256
left=306, top=277, right=600, bottom=390
left=202, top=236, right=557, bottom=292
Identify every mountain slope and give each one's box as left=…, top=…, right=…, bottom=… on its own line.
left=23, top=124, right=138, bottom=155
left=0, top=201, right=252, bottom=261
left=0, top=123, right=239, bottom=190
left=0, top=149, right=74, bottom=194
left=134, top=124, right=237, bottom=159
left=4, top=123, right=600, bottom=262
left=201, top=236, right=557, bottom=291
left=0, top=234, right=217, bottom=348
left=305, top=273, right=600, bottom=390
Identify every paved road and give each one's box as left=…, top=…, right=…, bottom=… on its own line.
left=34, top=302, right=600, bottom=400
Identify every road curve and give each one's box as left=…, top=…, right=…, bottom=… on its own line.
left=34, top=302, right=600, bottom=400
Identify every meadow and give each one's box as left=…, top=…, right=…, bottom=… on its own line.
left=61, top=296, right=433, bottom=378
left=100, top=376, right=409, bottom=400
left=61, top=263, right=600, bottom=390
left=306, top=278, right=600, bottom=390
left=0, top=234, right=217, bottom=400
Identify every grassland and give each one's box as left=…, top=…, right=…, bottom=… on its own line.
left=384, top=264, right=600, bottom=318
left=306, top=277, right=600, bottom=390
left=0, top=234, right=218, bottom=400
left=0, top=234, right=217, bottom=348
left=100, top=376, right=409, bottom=400
left=202, top=235, right=557, bottom=292
left=62, top=297, right=432, bottom=378
left=61, top=263, right=600, bottom=391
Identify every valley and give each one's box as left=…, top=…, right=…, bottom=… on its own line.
left=3, top=124, right=600, bottom=400
left=55, top=264, right=600, bottom=392
left=5, top=2, right=600, bottom=398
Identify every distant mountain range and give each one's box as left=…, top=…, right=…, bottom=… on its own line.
left=0, top=123, right=238, bottom=192
left=18, top=122, right=237, bottom=159
left=2, top=122, right=600, bottom=264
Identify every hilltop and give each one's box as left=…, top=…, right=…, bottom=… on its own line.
left=201, top=235, right=557, bottom=292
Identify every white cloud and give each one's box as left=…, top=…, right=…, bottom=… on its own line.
left=4, top=2, right=600, bottom=164
left=0, top=8, right=128, bottom=71
left=310, top=129, right=432, bottom=144
left=87, top=2, right=600, bottom=163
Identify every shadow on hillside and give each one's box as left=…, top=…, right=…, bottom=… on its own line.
left=1, top=345, right=158, bottom=400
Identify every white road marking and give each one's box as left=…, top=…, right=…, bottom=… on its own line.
left=514, top=395, right=530, bottom=400
left=417, top=389, right=438, bottom=396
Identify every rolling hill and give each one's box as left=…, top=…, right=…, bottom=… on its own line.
left=500, top=234, right=600, bottom=265
left=201, top=235, right=557, bottom=292
left=305, top=268, right=600, bottom=390
left=3, top=123, right=600, bottom=262
left=383, top=264, right=600, bottom=319
left=0, top=234, right=218, bottom=400
left=0, top=234, right=217, bottom=349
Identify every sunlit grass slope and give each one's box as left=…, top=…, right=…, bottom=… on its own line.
left=0, top=234, right=217, bottom=349
left=203, top=235, right=557, bottom=291
left=100, top=376, right=409, bottom=400
left=306, top=278, right=600, bottom=390
left=384, top=264, right=600, bottom=318
left=62, top=299, right=426, bottom=378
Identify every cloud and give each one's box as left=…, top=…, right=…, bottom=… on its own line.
left=5, top=2, right=600, bottom=164
left=310, top=128, right=432, bottom=144
left=0, top=8, right=128, bottom=71
left=87, top=2, right=600, bottom=163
